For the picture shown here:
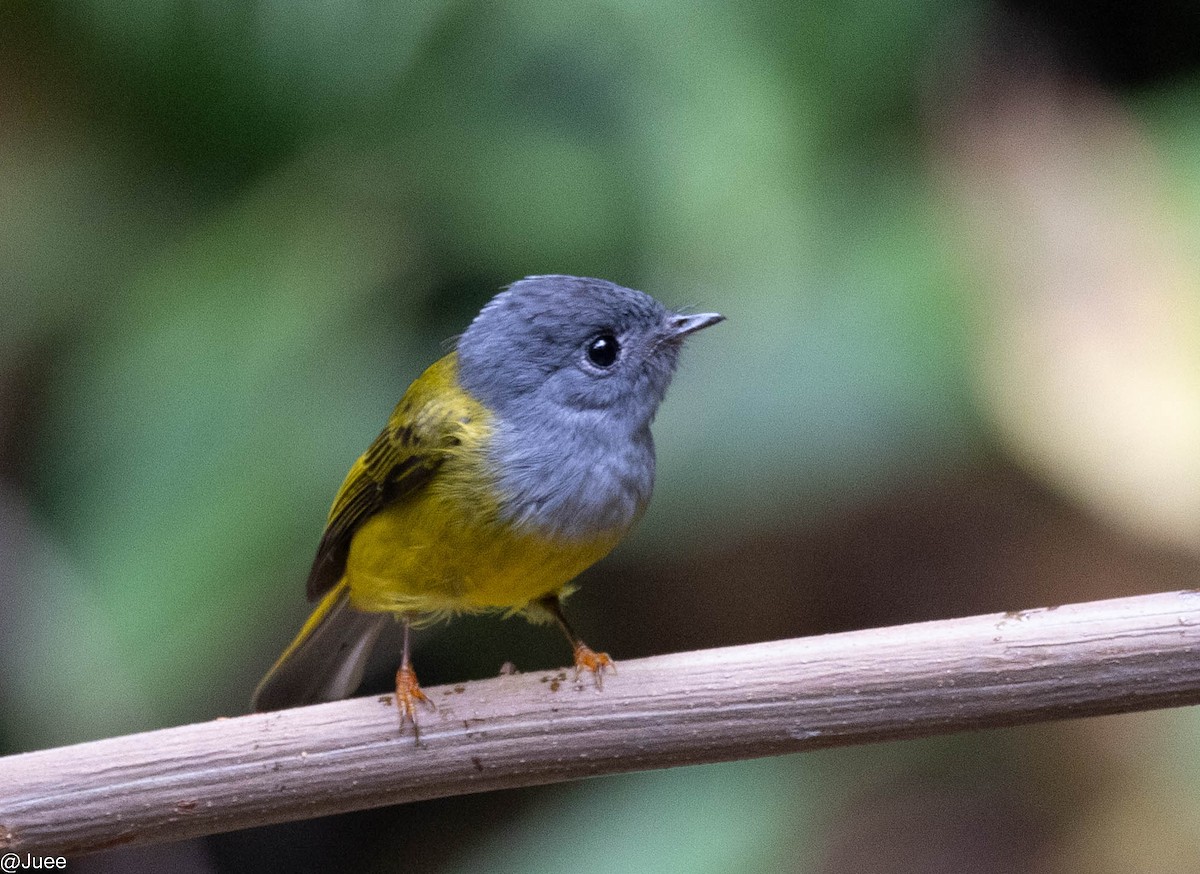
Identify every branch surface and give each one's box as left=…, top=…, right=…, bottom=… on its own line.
left=3, top=590, right=1200, bottom=855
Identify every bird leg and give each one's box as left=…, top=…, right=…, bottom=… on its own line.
left=537, top=595, right=615, bottom=688
left=395, top=614, right=434, bottom=735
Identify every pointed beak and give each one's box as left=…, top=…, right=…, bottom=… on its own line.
left=665, top=312, right=725, bottom=340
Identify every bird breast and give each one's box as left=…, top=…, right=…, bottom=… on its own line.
left=487, top=412, right=656, bottom=540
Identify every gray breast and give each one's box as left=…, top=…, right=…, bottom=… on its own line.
left=487, top=411, right=656, bottom=539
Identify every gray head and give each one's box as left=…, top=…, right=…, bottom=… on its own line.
left=457, top=275, right=723, bottom=433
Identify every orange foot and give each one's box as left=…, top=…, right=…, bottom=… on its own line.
left=395, top=665, right=435, bottom=736
left=573, top=644, right=616, bottom=688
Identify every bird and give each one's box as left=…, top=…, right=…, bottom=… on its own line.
left=251, top=274, right=723, bottom=731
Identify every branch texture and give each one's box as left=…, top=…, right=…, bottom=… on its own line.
left=3, top=590, right=1200, bottom=855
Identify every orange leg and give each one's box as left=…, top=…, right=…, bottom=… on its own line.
left=538, top=595, right=615, bottom=688
left=395, top=615, right=434, bottom=735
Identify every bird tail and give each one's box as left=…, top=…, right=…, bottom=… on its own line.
left=251, top=580, right=388, bottom=712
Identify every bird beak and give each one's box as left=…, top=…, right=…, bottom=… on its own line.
left=665, top=312, right=725, bottom=340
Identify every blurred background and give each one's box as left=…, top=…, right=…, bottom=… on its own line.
left=2, top=0, right=1200, bottom=871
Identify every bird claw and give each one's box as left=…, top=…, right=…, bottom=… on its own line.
left=572, top=644, right=615, bottom=688
left=395, top=665, right=435, bottom=737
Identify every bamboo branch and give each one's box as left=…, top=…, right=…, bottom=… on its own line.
left=3, top=590, right=1200, bottom=856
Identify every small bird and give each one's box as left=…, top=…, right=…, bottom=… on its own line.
left=251, top=275, right=723, bottom=729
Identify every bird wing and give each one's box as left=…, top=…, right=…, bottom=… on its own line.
left=304, top=354, right=471, bottom=601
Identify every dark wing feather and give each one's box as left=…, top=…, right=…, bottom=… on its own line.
left=304, top=370, right=462, bottom=600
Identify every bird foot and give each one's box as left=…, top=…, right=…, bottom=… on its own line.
left=395, top=665, right=435, bottom=736
left=572, top=644, right=615, bottom=688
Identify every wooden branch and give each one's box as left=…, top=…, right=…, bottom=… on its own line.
left=3, top=590, right=1200, bottom=856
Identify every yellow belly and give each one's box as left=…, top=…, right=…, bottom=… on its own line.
left=343, top=472, right=622, bottom=621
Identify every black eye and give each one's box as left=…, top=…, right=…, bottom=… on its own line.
left=586, top=334, right=620, bottom=368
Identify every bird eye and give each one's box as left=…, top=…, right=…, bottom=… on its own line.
left=586, top=334, right=620, bottom=368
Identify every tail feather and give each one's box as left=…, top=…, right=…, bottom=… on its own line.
left=251, top=581, right=388, bottom=712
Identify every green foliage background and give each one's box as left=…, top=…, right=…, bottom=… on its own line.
left=3, top=1, right=1200, bottom=871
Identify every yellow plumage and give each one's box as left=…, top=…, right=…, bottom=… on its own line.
left=342, top=353, right=623, bottom=619
left=252, top=352, right=623, bottom=712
